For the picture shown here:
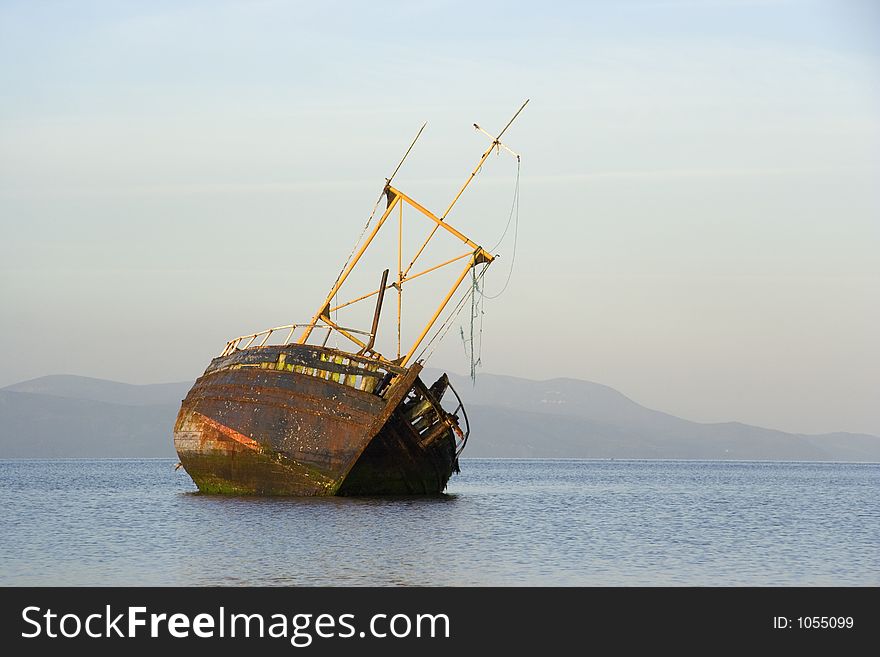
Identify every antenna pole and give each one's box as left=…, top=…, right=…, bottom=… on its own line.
left=439, top=99, right=529, bottom=221
left=386, top=121, right=427, bottom=187
left=298, top=122, right=427, bottom=346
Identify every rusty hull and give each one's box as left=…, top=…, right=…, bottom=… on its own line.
left=173, top=344, right=461, bottom=495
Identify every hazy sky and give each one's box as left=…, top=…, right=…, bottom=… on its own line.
left=1, top=0, right=878, bottom=436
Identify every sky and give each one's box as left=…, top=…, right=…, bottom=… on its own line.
left=1, top=0, right=878, bottom=436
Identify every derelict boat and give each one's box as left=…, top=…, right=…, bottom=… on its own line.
left=173, top=101, right=527, bottom=495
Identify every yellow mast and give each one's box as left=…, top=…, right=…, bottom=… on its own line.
left=299, top=100, right=528, bottom=365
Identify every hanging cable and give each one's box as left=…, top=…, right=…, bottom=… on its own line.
left=451, top=156, right=521, bottom=379
left=470, top=267, right=484, bottom=381
left=490, top=156, right=521, bottom=251
left=457, top=267, right=484, bottom=382
left=327, top=191, right=384, bottom=297
left=418, top=263, right=490, bottom=364
left=483, top=157, right=521, bottom=299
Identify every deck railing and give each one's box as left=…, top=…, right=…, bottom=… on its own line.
left=220, top=323, right=373, bottom=358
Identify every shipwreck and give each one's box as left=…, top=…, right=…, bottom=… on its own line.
left=173, top=101, right=527, bottom=495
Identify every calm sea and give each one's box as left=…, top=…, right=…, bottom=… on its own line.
left=1, top=459, right=877, bottom=586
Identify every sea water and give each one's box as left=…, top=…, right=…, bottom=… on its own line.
left=1, top=458, right=877, bottom=586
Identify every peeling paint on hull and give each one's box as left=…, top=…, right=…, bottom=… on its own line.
left=173, top=344, right=462, bottom=496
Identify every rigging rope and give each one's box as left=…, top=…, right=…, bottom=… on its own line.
left=329, top=123, right=425, bottom=300
left=458, top=266, right=485, bottom=382
left=329, top=191, right=385, bottom=296
left=453, top=156, right=521, bottom=380
left=483, top=156, right=521, bottom=299
left=323, top=187, right=385, bottom=351
left=418, top=263, right=490, bottom=365
left=357, top=140, right=521, bottom=374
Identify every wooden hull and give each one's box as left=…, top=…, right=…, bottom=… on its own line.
left=173, top=344, right=462, bottom=495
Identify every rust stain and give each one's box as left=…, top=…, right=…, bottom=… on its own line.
left=196, top=412, right=262, bottom=452
left=174, top=343, right=467, bottom=495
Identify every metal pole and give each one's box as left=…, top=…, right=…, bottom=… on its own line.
left=397, top=199, right=403, bottom=358
left=299, top=193, right=401, bottom=343
left=401, top=255, right=475, bottom=367
left=361, top=269, right=389, bottom=355
left=439, top=99, right=529, bottom=221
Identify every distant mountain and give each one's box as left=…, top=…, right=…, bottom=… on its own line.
left=1, top=373, right=878, bottom=461
left=0, top=390, right=179, bottom=458
left=4, top=375, right=191, bottom=407
left=429, top=369, right=880, bottom=462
